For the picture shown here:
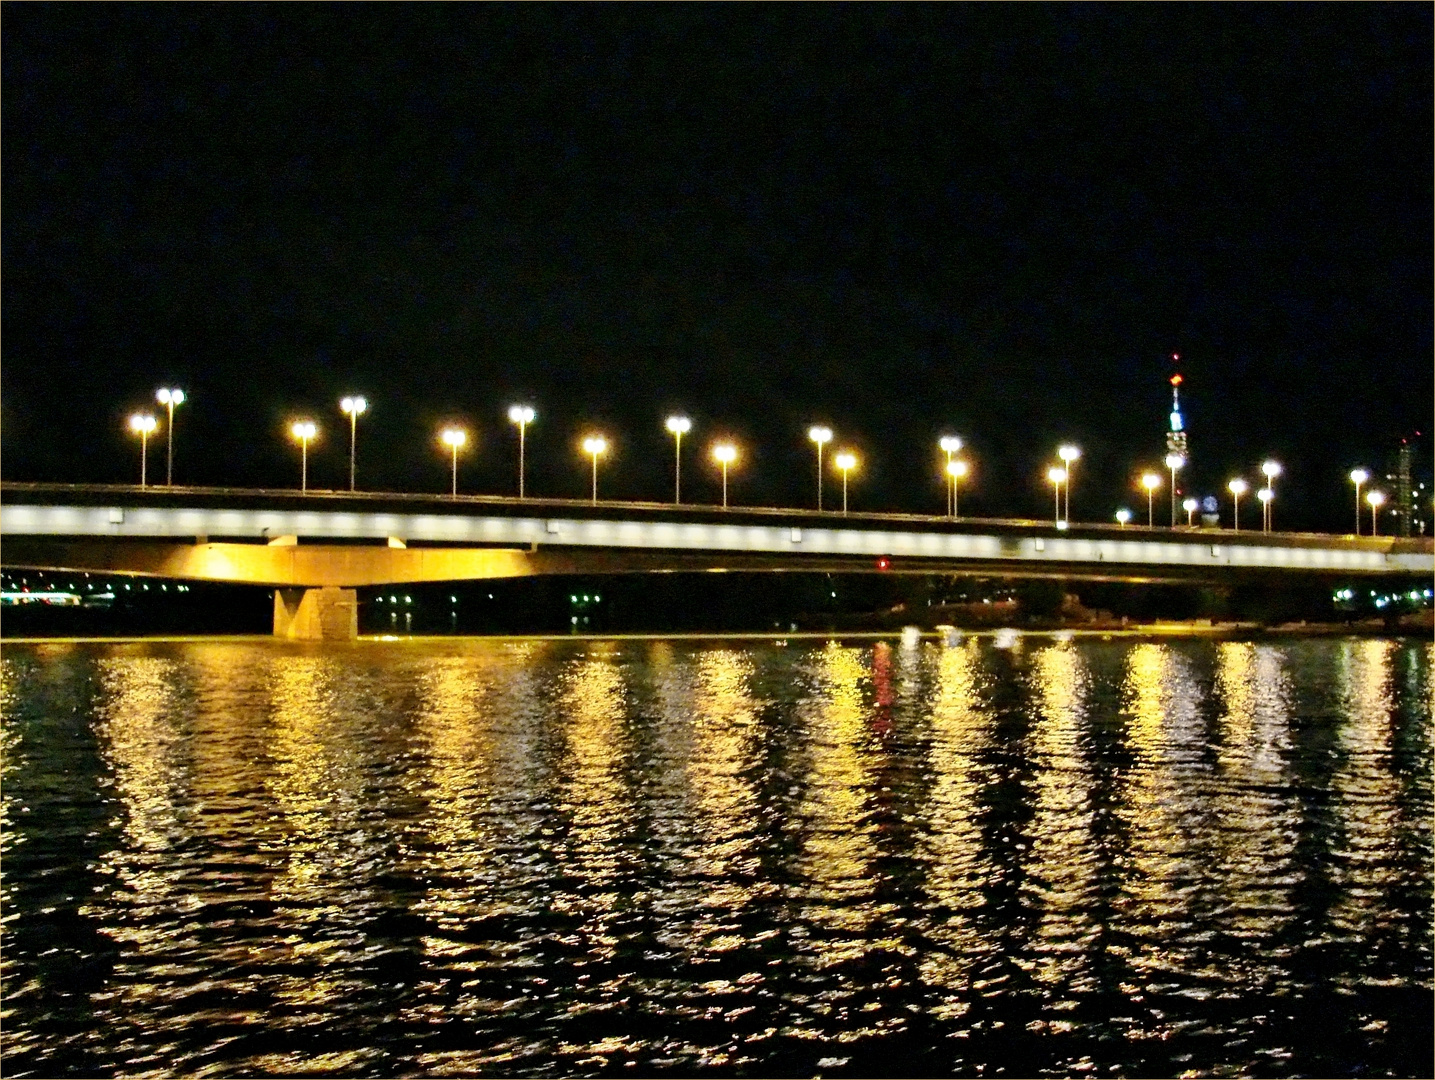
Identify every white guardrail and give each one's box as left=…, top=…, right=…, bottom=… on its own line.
left=3, top=504, right=1428, bottom=574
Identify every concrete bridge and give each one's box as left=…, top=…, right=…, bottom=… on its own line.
left=4, top=482, right=1429, bottom=639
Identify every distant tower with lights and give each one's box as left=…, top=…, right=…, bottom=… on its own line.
left=1165, top=357, right=1188, bottom=464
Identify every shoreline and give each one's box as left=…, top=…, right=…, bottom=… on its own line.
left=2, top=621, right=1429, bottom=646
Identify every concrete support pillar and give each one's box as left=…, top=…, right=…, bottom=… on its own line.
left=273, top=587, right=358, bottom=641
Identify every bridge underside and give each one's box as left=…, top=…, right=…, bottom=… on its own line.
left=4, top=536, right=1394, bottom=588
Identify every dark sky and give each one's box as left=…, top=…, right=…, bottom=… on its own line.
left=4, top=4, right=1430, bottom=528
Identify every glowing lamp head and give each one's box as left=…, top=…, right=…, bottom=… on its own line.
left=1047, top=466, right=1067, bottom=485
left=1349, top=468, right=1369, bottom=485
left=441, top=427, right=467, bottom=449
left=834, top=451, right=857, bottom=472
left=939, top=435, right=962, bottom=453
left=1165, top=453, right=1185, bottom=470
left=129, top=413, right=157, bottom=434
left=1228, top=478, right=1248, bottom=496
left=340, top=395, right=367, bottom=416
left=1366, top=490, right=1386, bottom=508
left=1115, top=508, right=1132, bottom=525
left=1182, top=497, right=1199, bottom=513
left=583, top=436, right=607, bottom=457
left=666, top=416, right=691, bottom=435
left=808, top=426, right=832, bottom=445
left=156, top=388, right=184, bottom=406
left=1262, top=460, right=1282, bottom=479
left=290, top=421, right=316, bottom=441
left=1058, top=444, right=1080, bottom=464
left=508, top=405, right=535, bottom=425
left=1170, top=374, right=1183, bottom=387
left=712, top=443, right=737, bottom=465
left=1257, top=487, right=1274, bottom=505
left=948, top=459, right=969, bottom=479
left=1142, top=473, right=1162, bottom=492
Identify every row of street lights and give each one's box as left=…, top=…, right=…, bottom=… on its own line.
left=123, top=390, right=1397, bottom=531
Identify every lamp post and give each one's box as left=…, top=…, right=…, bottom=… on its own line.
left=583, top=436, right=607, bottom=504
left=1349, top=468, right=1369, bottom=535
left=340, top=395, right=367, bottom=491
left=1047, top=466, right=1067, bottom=526
left=1058, top=444, right=1080, bottom=522
left=508, top=405, right=535, bottom=498
left=1257, top=486, right=1274, bottom=532
left=834, top=451, right=857, bottom=515
left=1228, top=478, right=1248, bottom=532
left=712, top=443, right=737, bottom=508
left=1141, top=472, right=1161, bottom=527
left=666, top=416, right=691, bottom=503
left=1183, top=497, right=1199, bottom=527
left=1261, top=460, right=1282, bottom=531
left=809, top=427, right=833, bottom=510
left=939, top=436, right=962, bottom=517
left=948, top=458, right=969, bottom=517
left=155, top=388, right=184, bottom=485
left=441, top=427, right=466, bottom=497
left=129, top=413, right=157, bottom=487
left=1115, top=508, right=1132, bottom=529
left=1165, top=453, right=1185, bottom=527
left=1367, top=489, right=1386, bottom=536
left=290, top=421, right=317, bottom=492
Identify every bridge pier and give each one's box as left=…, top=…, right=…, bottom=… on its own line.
left=273, top=587, right=358, bottom=641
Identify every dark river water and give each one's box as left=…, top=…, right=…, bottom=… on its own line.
left=2, top=634, right=1430, bottom=1078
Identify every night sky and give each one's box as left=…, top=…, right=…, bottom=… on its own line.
left=4, top=5, right=1431, bottom=529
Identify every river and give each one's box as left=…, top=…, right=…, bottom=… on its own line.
left=2, top=634, right=1430, bottom=1077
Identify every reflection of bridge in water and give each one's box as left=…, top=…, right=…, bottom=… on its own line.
left=4, top=482, right=1431, bottom=639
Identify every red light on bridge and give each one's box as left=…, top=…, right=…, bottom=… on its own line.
left=876, top=557, right=891, bottom=571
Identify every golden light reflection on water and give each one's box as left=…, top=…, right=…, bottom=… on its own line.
left=411, top=657, right=498, bottom=932
left=1117, top=643, right=1209, bottom=976
left=1330, top=638, right=1402, bottom=943
left=89, top=657, right=192, bottom=920
left=688, top=650, right=764, bottom=907
left=1212, top=643, right=1299, bottom=945
left=919, top=640, right=991, bottom=1005
left=1025, top=641, right=1097, bottom=992
left=264, top=655, right=376, bottom=1010
left=557, top=646, right=633, bottom=896
left=797, top=643, right=879, bottom=953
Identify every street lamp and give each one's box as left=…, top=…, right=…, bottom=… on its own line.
left=712, top=443, right=737, bottom=508
left=1261, top=460, right=1282, bottom=531
left=155, top=388, right=184, bottom=486
left=666, top=416, right=691, bottom=503
left=1349, top=468, right=1369, bottom=535
left=1183, top=496, right=1199, bottom=527
left=1367, top=489, right=1386, bottom=536
left=1141, top=472, right=1162, bottom=527
left=834, top=451, right=857, bottom=515
left=290, top=421, right=317, bottom=492
left=1115, top=508, right=1132, bottom=528
left=128, top=413, right=157, bottom=487
left=440, top=427, right=467, bottom=497
left=513, top=407, right=539, bottom=499
left=340, top=395, right=367, bottom=491
left=809, top=427, right=833, bottom=510
left=582, top=436, right=607, bottom=504
left=1047, top=466, right=1067, bottom=526
left=939, top=436, right=962, bottom=517
left=1257, top=486, right=1274, bottom=532
left=947, top=458, right=969, bottom=517
left=1058, top=444, right=1080, bottom=522
left=1165, top=453, right=1185, bottom=527
left=1228, top=478, right=1248, bottom=531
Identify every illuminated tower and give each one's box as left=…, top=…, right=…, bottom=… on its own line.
left=1165, top=373, right=1188, bottom=463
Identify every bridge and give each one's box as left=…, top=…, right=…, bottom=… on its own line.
left=4, top=482, right=1430, bottom=639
